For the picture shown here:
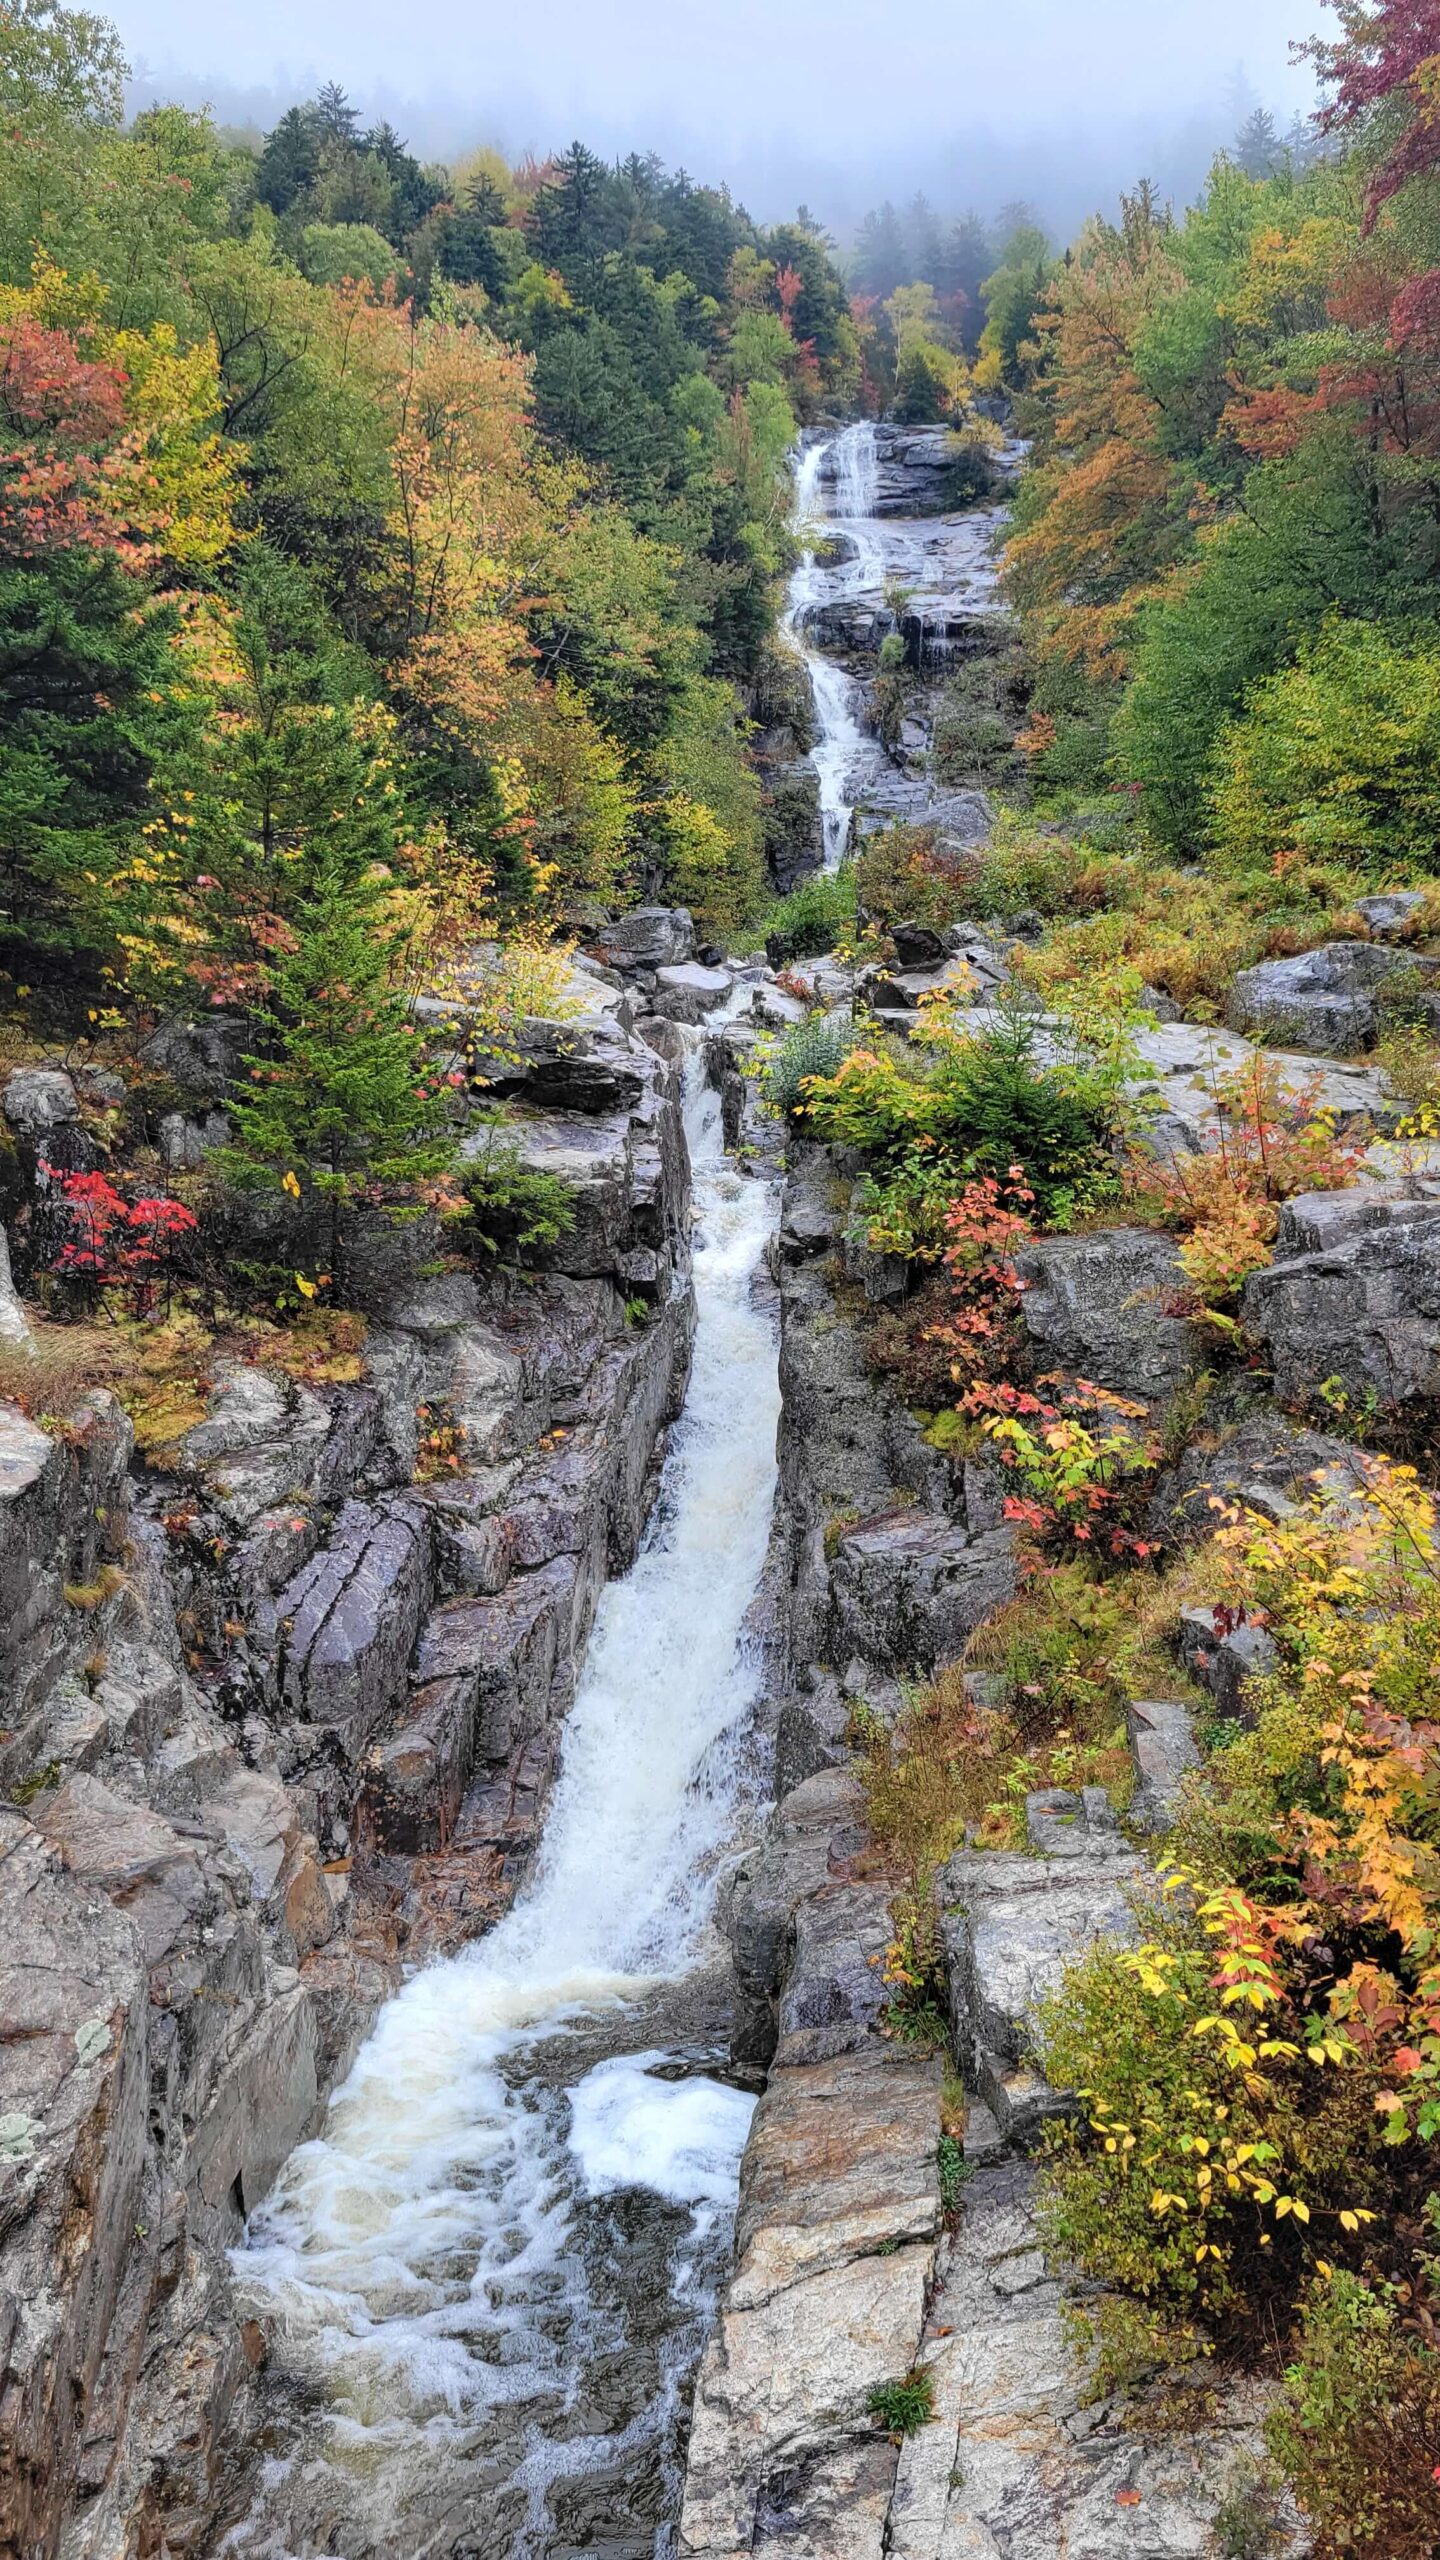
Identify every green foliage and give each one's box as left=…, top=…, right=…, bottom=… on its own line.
left=854, top=823, right=980, bottom=931
left=893, top=339, right=954, bottom=422
left=761, top=864, right=857, bottom=962
left=218, top=792, right=454, bottom=1286
left=455, top=1115, right=574, bottom=1260
left=1210, top=619, right=1440, bottom=883
left=801, top=998, right=1130, bottom=1227
left=937, top=2131, right=971, bottom=2212
left=866, top=2367, right=939, bottom=2436
left=298, top=219, right=403, bottom=291
left=0, top=545, right=195, bottom=975
left=1266, top=2274, right=1440, bottom=2557
left=977, top=224, right=1055, bottom=390
left=764, top=1016, right=855, bottom=1121
left=1115, top=434, right=1392, bottom=856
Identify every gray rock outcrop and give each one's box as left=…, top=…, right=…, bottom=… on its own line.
left=1243, top=1191, right=1440, bottom=1415
left=0, top=991, right=702, bottom=2559
left=1017, top=1225, right=1198, bottom=1402
left=1228, top=938, right=1439, bottom=1055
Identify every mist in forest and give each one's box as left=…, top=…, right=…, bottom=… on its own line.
left=122, top=0, right=1328, bottom=237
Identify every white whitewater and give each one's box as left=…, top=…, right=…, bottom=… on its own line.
left=782, top=420, right=883, bottom=870
left=781, top=417, right=1022, bottom=864
left=225, top=1055, right=781, bottom=2556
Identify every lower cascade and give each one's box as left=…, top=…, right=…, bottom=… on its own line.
left=218, top=1054, right=781, bottom=2557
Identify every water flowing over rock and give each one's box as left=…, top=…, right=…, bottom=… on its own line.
left=778, top=421, right=1016, bottom=877
left=0, top=1008, right=716, bottom=2558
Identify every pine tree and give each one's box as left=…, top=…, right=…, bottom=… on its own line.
left=1234, top=107, right=1280, bottom=179
left=192, top=550, right=453, bottom=1278
left=222, top=839, right=452, bottom=1284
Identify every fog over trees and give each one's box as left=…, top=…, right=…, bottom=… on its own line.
left=122, top=0, right=1324, bottom=242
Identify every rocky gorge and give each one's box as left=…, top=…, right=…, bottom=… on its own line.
left=4, top=411, right=1440, bottom=2560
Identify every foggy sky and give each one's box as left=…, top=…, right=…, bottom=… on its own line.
left=120, top=0, right=1330, bottom=238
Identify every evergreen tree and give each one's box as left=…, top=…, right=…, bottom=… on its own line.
left=531, top=141, right=617, bottom=280
left=0, top=545, right=193, bottom=975
left=314, top=80, right=358, bottom=149
left=852, top=200, right=908, bottom=299
left=906, top=191, right=945, bottom=284
left=437, top=200, right=506, bottom=295
left=222, top=840, right=452, bottom=1280
left=936, top=212, right=993, bottom=350
left=204, top=556, right=452, bottom=1269
left=1234, top=106, right=1281, bottom=178
left=254, top=103, right=322, bottom=214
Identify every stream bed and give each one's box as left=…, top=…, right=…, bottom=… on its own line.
left=217, top=416, right=1013, bottom=2560
left=216, top=1059, right=782, bottom=2560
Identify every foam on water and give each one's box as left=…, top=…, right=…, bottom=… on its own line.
left=566, top=2055, right=755, bottom=2227
left=224, top=1052, right=781, bottom=2552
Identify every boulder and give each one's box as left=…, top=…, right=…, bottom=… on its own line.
left=890, top=2162, right=1306, bottom=2560
left=1126, top=1698, right=1201, bottom=1831
left=140, top=1012, right=247, bottom=1102
left=3, top=1067, right=78, bottom=1137
left=1146, top=1406, right=1360, bottom=1545
left=1129, top=1020, right=1402, bottom=1153
left=1242, top=1202, right=1440, bottom=1414
left=177, top=1362, right=332, bottom=1529
left=1227, top=939, right=1437, bottom=1055
left=0, top=1224, right=32, bottom=1350
left=650, top=961, right=734, bottom=1023
left=588, top=906, right=695, bottom=973
left=358, top=1675, right=477, bottom=1855
left=461, top=1014, right=649, bottom=1116
left=31, top=1774, right=211, bottom=1968
left=1177, top=1612, right=1279, bottom=1726
left=827, top=1508, right=1016, bottom=1673
left=274, top=1498, right=432, bottom=1747
left=1354, top=890, right=1429, bottom=938
left=1016, top=1226, right=1196, bottom=1402
left=1274, top=1180, right=1440, bottom=1259
left=939, top=1810, right=1142, bottom=2142
left=157, top=1108, right=230, bottom=1170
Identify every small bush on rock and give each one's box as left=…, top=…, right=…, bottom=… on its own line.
left=1126, top=1056, right=1367, bottom=1317
left=1266, top=2272, right=1440, bottom=2558
left=761, top=864, right=857, bottom=963
left=764, top=1015, right=855, bottom=1121
left=866, top=2367, right=938, bottom=2436
left=801, top=994, right=1134, bottom=1227
left=855, top=824, right=980, bottom=931
left=456, top=1114, right=575, bottom=1260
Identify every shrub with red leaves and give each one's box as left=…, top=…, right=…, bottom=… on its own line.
left=38, top=1163, right=198, bottom=1316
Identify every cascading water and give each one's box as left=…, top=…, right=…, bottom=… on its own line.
left=781, top=421, right=884, bottom=870
left=781, top=416, right=1023, bottom=861
left=219, top=1050, right=781, bottom=2560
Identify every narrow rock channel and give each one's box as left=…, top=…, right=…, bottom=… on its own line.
left=212, top=1047, right=782, bottom=2557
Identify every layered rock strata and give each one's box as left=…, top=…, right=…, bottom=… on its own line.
left=0, top=971, right=699, bottom=2559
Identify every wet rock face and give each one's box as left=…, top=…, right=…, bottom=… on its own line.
left=891, top=2163, right=1308, bottom=2560
left=684, top=1769, right=942, bottom=2560
left=0, top=998, right=703, bottom=2560
left=587, top=904, right=696, bottom=974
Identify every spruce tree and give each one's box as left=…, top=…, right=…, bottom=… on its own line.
left=201, top=551, right=453, bottom=1281
left=221, top=840, right=452, bottom=1283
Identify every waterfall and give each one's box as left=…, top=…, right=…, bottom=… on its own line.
left=781, top=422, right=887, bottom=871
left=222, top=1050, right=782, bottom=2558
left=781, top=416, right=1021, bottom=863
